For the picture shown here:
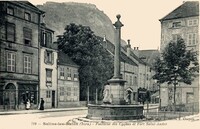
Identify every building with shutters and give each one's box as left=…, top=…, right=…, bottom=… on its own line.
left=0, top=1, right=44, bottom=110
left=57, top=51, right=80, bottom=108
left=159, top=1, right=199, bottom=109
left=39, top=20, right=58, bottom=108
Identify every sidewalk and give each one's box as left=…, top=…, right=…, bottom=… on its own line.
left=0, top=107, right=88, bottom=115
left=0, top=104, right=158, bottom=115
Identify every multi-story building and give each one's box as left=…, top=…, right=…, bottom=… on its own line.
left=39, top=20, right=58, bottom=108
left=159, top=1, right=199, bottom=108
left=57, top=51, right=80, bottom=107
left=128, top=45, right=158, bottom=103
left=0, top=1, right=44, bottom=110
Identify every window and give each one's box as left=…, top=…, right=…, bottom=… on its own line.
left=46, top=90, right=51, bottom=98
left=7, top=7, right=14, bottom=15
left=6, top=23, right=15, bottom=42
left=59, top=87, right=64, bottom=101
left=134, top=76, right=137, bottom=85
left=67, top=87, right=71, bottom=96
left=46, top=69, right=52, bottom=86
left=74, top=87, right=78, bottom=96
left=41, top=31, right=52, bottom=46
left=125, top=75, right=128, bottom=84
left=42, top=32, right=46, bottom=46
left=46, top=32, right=52, bottom=44
left=7, top=52, right=16, bottom=72
left=67, top=68, right=72, bottom=80
left=188, top=19, right=198, bottom=26
left=60, top=67, right=64, bottom=79
left=172, top=34, right=181, bottom=42
left=60, top=87, right=64, bottom=96
left=25, top=12, right=31, bottom=21
left=23, top=27, right=32, bottom=46
left=130, top=75, right=132, bottom=85
left=73, top=69, right=78, bottom=81
left=172, top=22, right=181, bottom=28
left=44, top=50, right=54, bottom=64
left=24, top=55, right=32, bottom=74
left=187, top=33, right=198, bottom=46
left=47, top=52, right=52, bottom=63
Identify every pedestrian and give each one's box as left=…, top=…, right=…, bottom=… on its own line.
left=26, top=99, right=31, bottom=110
left=39, top=98, right=45, bottom=110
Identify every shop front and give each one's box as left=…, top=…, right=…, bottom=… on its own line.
left=0, top=81, right=38, bottom=110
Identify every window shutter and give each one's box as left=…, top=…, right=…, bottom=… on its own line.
left=44, top=50, right=47, bottom=63
left=52, top=52, right=54, bottom=65
left=40, top=30, right=43, bottom=45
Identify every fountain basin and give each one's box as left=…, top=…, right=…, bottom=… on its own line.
left=87, top=104, right=144, bottom=120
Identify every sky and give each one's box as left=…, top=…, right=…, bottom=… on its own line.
left=29, top=0, right=191, bottom=50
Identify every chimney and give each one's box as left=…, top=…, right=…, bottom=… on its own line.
left=103, top=35, right=107, bottom=49
left=41, top=14, right=46, bottom=26
left=127, top=39, right=131, bottom=57
left=133, top=46, right=139, bottom=57
left=103, top=35, right=106, bottom=42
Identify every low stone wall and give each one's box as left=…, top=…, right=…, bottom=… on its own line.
left=87, top=104, right=144, bottom=120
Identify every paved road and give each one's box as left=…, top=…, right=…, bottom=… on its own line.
left=0, top=109, right=87, bottom=129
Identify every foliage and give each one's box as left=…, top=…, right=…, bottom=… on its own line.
left=153, top=38, right=199, bottom=85
left=153, top=38, right=199, bottom=110
left=57, top=23, right=114, bottom=101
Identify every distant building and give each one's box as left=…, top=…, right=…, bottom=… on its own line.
left=125, top=41, right=159, bottom=103
left=57, top=51, right=80, bottom=107
left=159, top=1, right=199, bottom=108
left=0, top=1, right=44, bottom=110
left=39, top=20, right=58, bottom=108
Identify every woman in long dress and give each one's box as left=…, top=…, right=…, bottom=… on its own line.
left=39, top=98, right=44, bottom=110
left=26, top=99, right=31, bottom=110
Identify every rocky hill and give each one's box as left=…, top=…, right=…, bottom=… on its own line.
left=37, top=2, right=116, bottom=43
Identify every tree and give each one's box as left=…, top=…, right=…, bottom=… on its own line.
left=153, top=38, right=199, bottom=112
left=57, top=23, right=114, bottom=102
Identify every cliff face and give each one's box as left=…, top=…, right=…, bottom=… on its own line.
left=37, top=2, right=115, bottom=43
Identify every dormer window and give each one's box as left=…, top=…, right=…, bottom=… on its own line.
left=188, top=19, right=198, bottom=26
left=25, top=12, right=31, bottom=21
left=7, top=7, right=14, bottom=15
left=172, top=22, right=181, bottom=28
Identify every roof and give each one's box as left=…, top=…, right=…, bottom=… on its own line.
left=57, top=51, right=79, bottom=67
left=100, top=37, right=138, bottom=66
left=139, top=50, right=160, bottom=67
left=121, top=52, right=138, bottom=66
left=160, top=1, right=199, bottom=21
left=130, top=50, right=146, bottom=65
left=9, top=1, right=45, bottom=14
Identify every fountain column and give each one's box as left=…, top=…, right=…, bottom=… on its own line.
left=106, top=14, right=126, bottom=105
left=87, top=14, right=144, bottom=120
left=113, top=15, right=123, bottom=79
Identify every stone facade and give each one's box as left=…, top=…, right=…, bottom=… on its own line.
left=159, top=1, right=199, bottom=107
left=57, top=51, right=80, bottom=108
left=0, top=1, right=43, bottom=110
left=39, top=23, right=58, bottom=109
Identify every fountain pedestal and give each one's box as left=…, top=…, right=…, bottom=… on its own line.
left=87, top=104, right=144, bottom=120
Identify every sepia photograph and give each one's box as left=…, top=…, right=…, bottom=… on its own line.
left=0, top=0, right=199, bottom=129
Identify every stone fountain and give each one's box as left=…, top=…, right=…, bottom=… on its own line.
left=87, top=15, right=144, bottom=120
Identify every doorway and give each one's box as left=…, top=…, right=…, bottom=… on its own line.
left=52, top=90, right=55, bottom=108
left=4, top=83, right=16, bottom=110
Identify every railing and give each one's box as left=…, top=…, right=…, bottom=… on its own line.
left=143, top=102, right=199, bottom=121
